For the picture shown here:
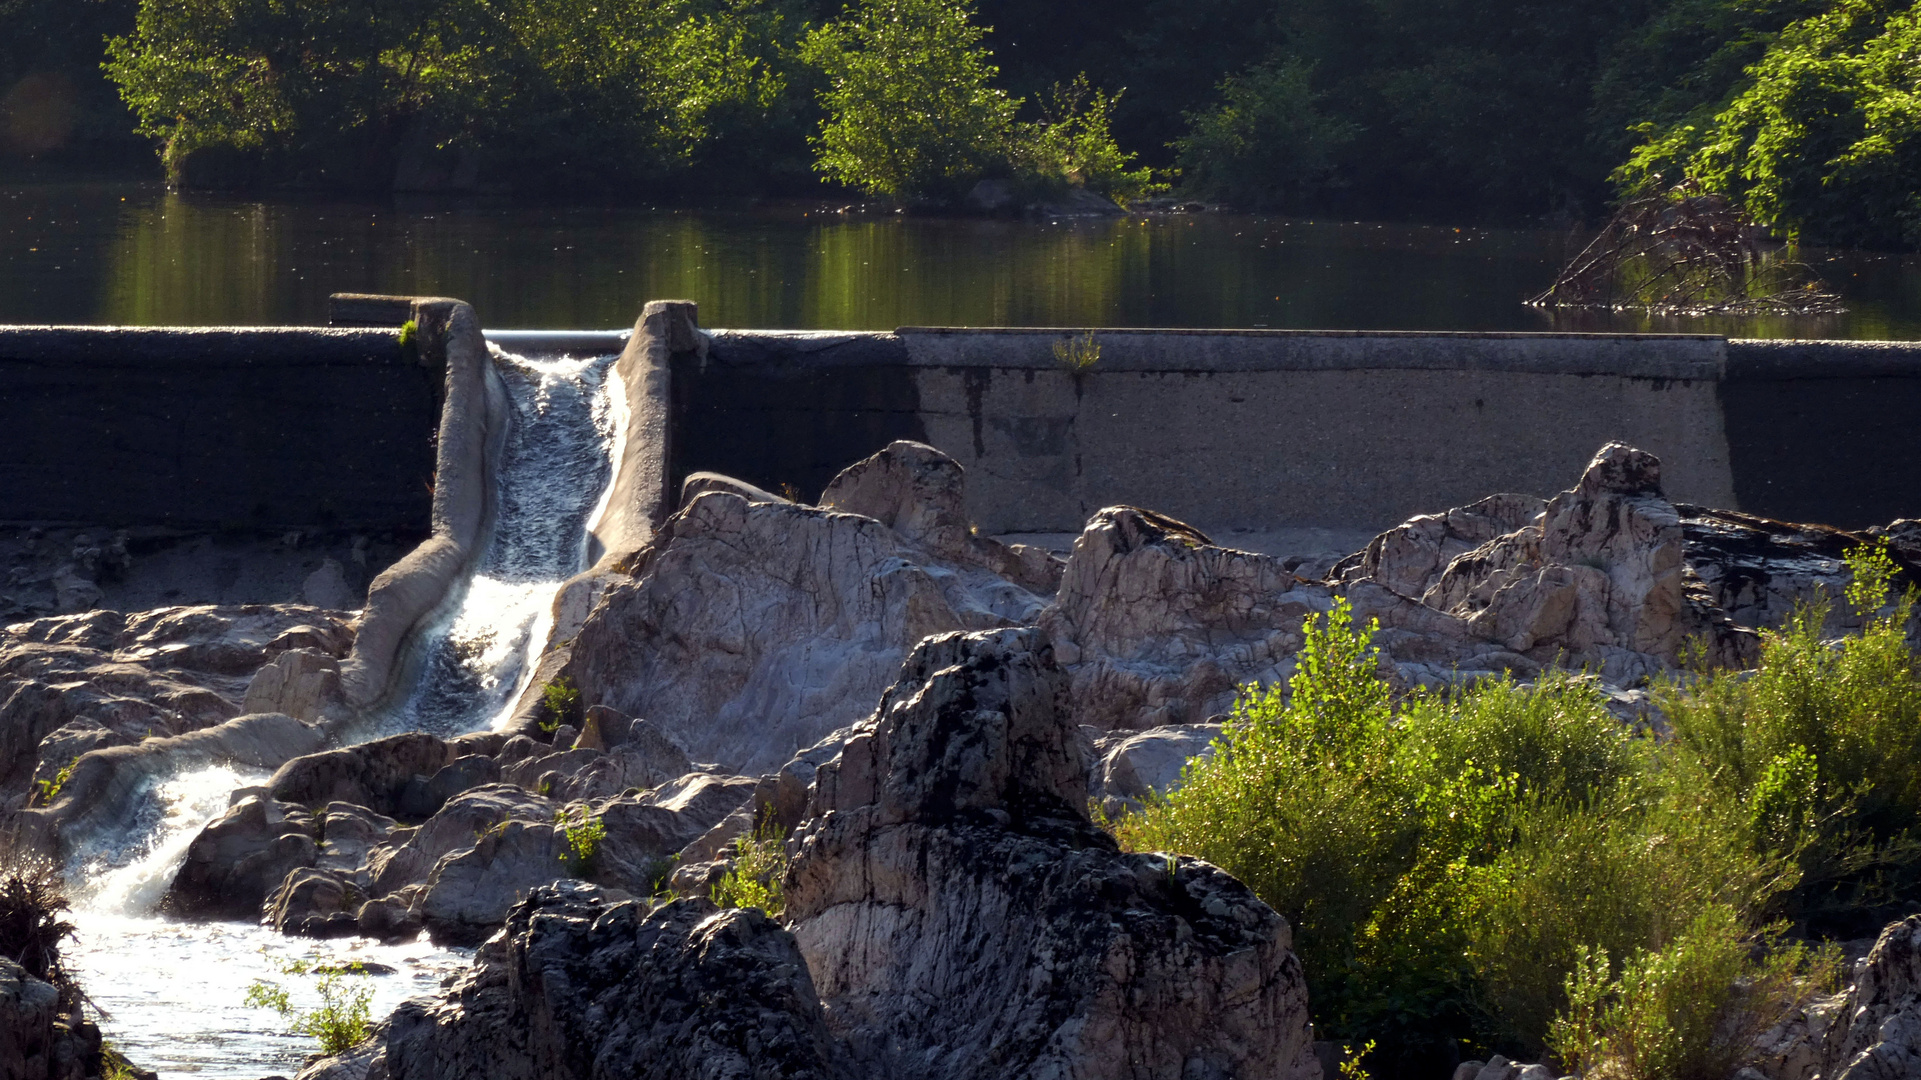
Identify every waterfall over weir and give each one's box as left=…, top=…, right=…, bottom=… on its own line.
left=62, top=347, right=621, bottom=1078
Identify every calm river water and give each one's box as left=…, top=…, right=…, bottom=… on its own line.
left=5, top=182, right=1921, bottom=336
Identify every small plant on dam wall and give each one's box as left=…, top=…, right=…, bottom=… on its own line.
left=1052, top=331, right=1100, bottom=371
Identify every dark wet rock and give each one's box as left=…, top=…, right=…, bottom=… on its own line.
left=421, top=755, right=499, bottom=811
left=356, top=894, right=423, bottom=944
left=314, top=802, right=397, bottom=887
left=267, top=733, right=454, bottom=819
left=381, top=883, right=848, bottom=1080
left=25, top=720, right=129, bottom=803
left=264, top=867, right=361, bottom=938
left=364, top=784, right=554, bottom=900
left=788, top=626, right=1322, bottom=1080
left=0, top=954, right=125, bottom=1080
left=165, top=795, right=318, bottom=919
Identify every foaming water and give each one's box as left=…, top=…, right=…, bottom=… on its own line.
left=64, top=348, right=614, bottom=1076
left=395, top=347, right=619, bottom=736
left=66, top=767, right=468, bottom=1078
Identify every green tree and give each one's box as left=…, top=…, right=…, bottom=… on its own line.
left=104, top=0, right=800, bottom=191
left=802, top=0, right=1019, bottom=200
left=1615, top=0, right=1921, bottom=247
left=1171, top=58, right=1357, bottom=207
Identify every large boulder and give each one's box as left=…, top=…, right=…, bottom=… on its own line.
left=787, top=627, right=1322, bottom=1080
left=240, top=648, right=343, bottom=724
left=164, top=795, right=318, bottom=919
left=264, top=867, right=360, bottom=938
left=1041, top=506, right=1331, bottom=729
left=365, top=784, right=555, bottom=899
left=565, top=486, right=1043, bottom=775
left=417, top=818, right=566, bottom=945
left=818, top=440, right=1064, bottom=595
left=1087, top=723, right=1221, bottom=818
left=382, top=884, right=849, bottom=1080
left=267, top=732, right=454, bottom=819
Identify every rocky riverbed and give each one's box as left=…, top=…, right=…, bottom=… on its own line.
left=4, top=438, right=1920, bottom=1080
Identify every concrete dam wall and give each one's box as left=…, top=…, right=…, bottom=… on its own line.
left=5, top=302, right=1920, bottom=544
left=0, top=324, right=438, bottom=531
left=678, top=325, right=1921, bottom=534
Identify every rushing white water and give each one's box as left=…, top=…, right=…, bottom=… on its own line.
left=63, top=348, right=620, bottom=1077
left=66, top=767, right=470, bottom=1078
left=390, top=347, right=620, bottom=738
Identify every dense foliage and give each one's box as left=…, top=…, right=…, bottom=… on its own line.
left=9, top=0, right=1921, bottom=238
left=1618, top=0, right=1921, bottom=246
left=1117, top=547, right=1918, bottom=1075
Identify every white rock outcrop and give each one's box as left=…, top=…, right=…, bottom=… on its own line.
left=566, top=468, right=1046, bottom=775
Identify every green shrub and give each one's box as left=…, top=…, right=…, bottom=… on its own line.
left=1613, top=1, right=1921, bottom=247
left=802, top=0, right=1019, bottom=200
left=1014, top=75, right=1160, bottom=205
left=31, top=757, right=78, bottom=808
left=540, top=676, right=580, bottom=734
left=0, top=851, right=76, bottom=1001
left=1549, top=905, right=1842, bottom=1080
left=1660, top=541, right=1921, bottom=927
left=1117, top=596, right=1790, bottom=1069
left=710, top=815, right=788, bottom=918
left=244, top=958, right=375, bottom=1057
left=555, top=805, right=605, bottom=877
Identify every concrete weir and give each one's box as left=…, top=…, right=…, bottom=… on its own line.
left=6, top=296, right=1921, bottom=734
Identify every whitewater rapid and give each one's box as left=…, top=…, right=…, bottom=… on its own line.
left=63, top=347, right=621, bottom=1077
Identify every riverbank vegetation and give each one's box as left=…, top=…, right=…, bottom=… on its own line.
left=1116, top=545, right=1919, bottom=1075
left=5, top=0, right=1921, bottom=240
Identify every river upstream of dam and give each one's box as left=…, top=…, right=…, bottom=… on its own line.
left=59, top=345, right=620, bottom=1077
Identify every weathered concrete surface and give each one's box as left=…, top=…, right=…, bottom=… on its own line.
left=336, top=299, right=510, bottom=716
left=911, top=345, right=1737, bottom=534
left=668, top=324, right=1921, bottom=536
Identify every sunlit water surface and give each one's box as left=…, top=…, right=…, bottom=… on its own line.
left=5, top=182, right=1921, bottom=337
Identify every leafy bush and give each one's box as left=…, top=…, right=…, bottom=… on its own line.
left=540, top=676, right=580, bottom=734
left=1660, top=541, right=1921, bottom=931
left=1115, top=546, right=1918, bottom=1070
left=1170, top=58, right=1358, bottom=208
left=244, top=957, right=375, bottom=1057
left=1013, top=75, right=1160, bottom=205
left=555, top=805, right=606, bottom=877
left=1549, top=905, right=1842, bottom=1080
left=710, top=815, right=788, bottom=917
left=803, top=0, right=1154, bottom=203
left=104, top=0, right=798, bottom=190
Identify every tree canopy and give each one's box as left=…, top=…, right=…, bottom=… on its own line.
left=6, top=0, right=1921, bottom=243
